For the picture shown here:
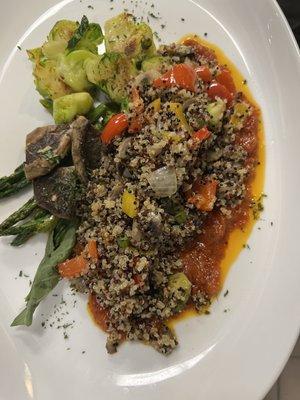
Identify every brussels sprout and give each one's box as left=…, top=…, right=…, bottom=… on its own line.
left=67, top=15, right=103, bottom=54
left=207, top=98, right=226, bottom=126
left=104, top=13, right=156, bottom=60
left=48, top=20, right=79, bottom=42
left=53, top=92, right=93, bottom=124
left=142, top=56, right=170, bottom=72
left=33, top=58, right=73, bottom=99
left=168, top=272, right=191, bottom=312
left=27, top=43, right=72, bottom=100
left=58, top=50, right=97, bottom=92
left=42, top=39, right=68, bottom=59
left=86, top=52, right=137, bottom=103
left=27, top=47, right=43, bottom=62
left=41, top=20, right=79, bottom=59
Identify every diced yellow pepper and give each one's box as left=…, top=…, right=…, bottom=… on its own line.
left=168, top=102, right=192, bottom=133
left=149, top=98, right=161, bottom=112
left=122, top=190, right=138, bottom=218
left=229, top=102, right=251, bottom=130
left=161, top=131, right=183, bottom=143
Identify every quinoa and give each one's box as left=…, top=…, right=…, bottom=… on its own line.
left=75, top=42, right=254, bottom=354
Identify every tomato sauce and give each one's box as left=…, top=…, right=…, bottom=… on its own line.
left=178, top=35, right=265, bottom=307
left=88, top=293, right=109, bottom=332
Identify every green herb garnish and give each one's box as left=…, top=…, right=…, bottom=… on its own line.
left=117, top=236, right=130, bottom=249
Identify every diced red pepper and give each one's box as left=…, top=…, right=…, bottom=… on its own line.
left=193, top=127, right=211, bottom=143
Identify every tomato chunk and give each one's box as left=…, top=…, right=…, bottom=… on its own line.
left=101, top=113, right=128, bottom=144
left=153, top=63, right=197, bottom=92
left=216, top=68, right=236, bottom=94
left=195, top=66, right=212, bottom=83
left=188, top=179, right=218, bottom=211
left=207, top=82, right=233, bottom=104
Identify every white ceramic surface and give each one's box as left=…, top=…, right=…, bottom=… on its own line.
left=0, top=1, right=299, bottom=399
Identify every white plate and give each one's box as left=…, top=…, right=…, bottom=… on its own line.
left=0, top=0, right=299, bottom=399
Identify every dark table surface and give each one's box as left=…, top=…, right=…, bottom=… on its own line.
left=278, top=0, right=300, bottom=44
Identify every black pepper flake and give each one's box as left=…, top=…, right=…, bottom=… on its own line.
left=270, top=221, right=274, bottom=226
left=204, top=32, right=208, bottom=37
left=110, top=6, right=114, bottom=10
left=204, top=310, right=210, bottom=315
left=19, top=270, right=23, bottom=277
left=17, top=45, right=22, bottom=51
left=243, top=79, right=247, bottom=85
left=181, top=18, right=185, bottom=22
left=224, top=289, right=229, bottom=297
left=148, top=12, right=159, bottom=19
left=87, top=5, right=94, bottom=9
left=161, top=24, right=166, bottom=29
left=82, top=350, right=86, bottom=354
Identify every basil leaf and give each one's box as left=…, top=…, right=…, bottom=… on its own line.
left=11, top=219, right=77, bottom=327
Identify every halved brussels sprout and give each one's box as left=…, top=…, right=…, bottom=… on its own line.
left=85, top=52, right=137, bottom=103
left=104, top=13, right=156, bottom=60
left=142, top=56, right=170, bottom=72
left=28, top=50, right=73, bottom=99
left=53, top=92, right=93, bottom=124
left=42, top=20, right=79, bottom=59
left=48, top=20, right=79, bottom=42
left=58, top=50, right=97, bottom=92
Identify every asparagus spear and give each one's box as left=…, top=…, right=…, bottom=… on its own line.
left=0, top=164, right=30, bottom=199
left=10, top=208, right=52, bottom=247
left=10, top=229, right=35, bottom=247
left=0, top=214, right=57, bottom=236
left=0, top=197, right=37, bottom=231
left=87, top=103, right=108, bottom=123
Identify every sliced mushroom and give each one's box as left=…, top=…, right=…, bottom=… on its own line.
left=25, top=124, right=71, bottom=180
left=33, top=166, right=77, bottom=219
left=71, top=116, right=102, bottom=183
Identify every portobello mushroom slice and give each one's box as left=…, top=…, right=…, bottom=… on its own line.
left=25, top=124, right=71, bottom=180
left=71, top=116, right=102, bottom=183
left=33, top=166, right=77, bottom=219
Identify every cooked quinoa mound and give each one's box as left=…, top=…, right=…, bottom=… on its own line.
left=76, top=42, right=254, bottom=354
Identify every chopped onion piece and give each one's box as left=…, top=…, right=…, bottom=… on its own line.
left=148, top=166, right=178, bottom=197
